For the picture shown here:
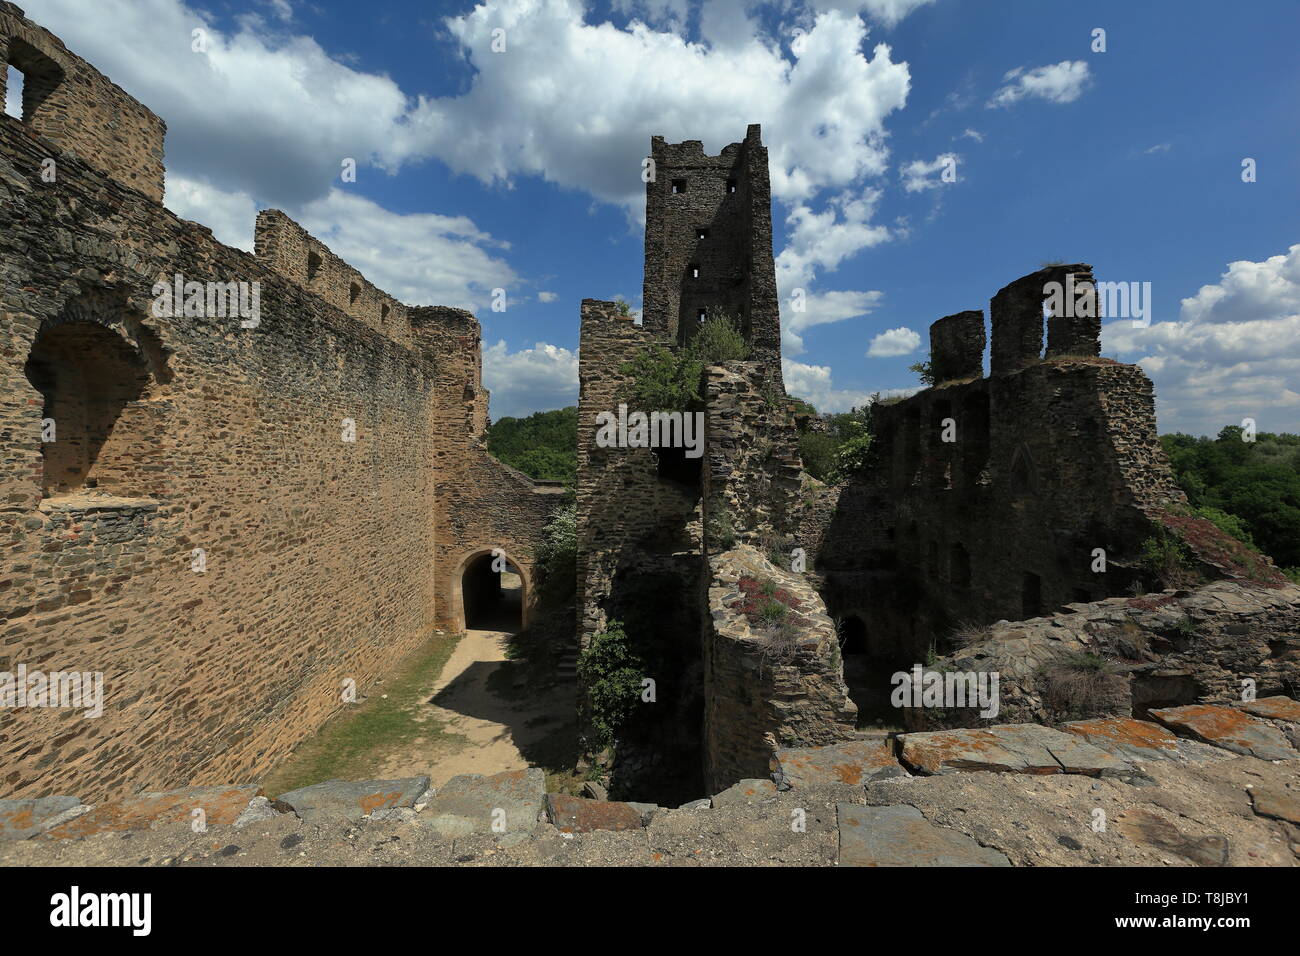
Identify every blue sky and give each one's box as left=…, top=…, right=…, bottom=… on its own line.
left=11, top=0, right=1300, bottom=432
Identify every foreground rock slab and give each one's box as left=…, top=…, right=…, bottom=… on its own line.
left=711, top=779, right=778, bottom=807
left=1248, top=786, right=1300, bottom=825
left=42, top=785, right=261, bottom=840
left=1114, top=808, right=1229, bottom=866
left=1150, top=704, right=1298, bottom=761
left=1061, top=717, right=1227, bottom=765
left=1240, top=696, right=1300, bottom=723
left=423, top=768, right=545, bottom=837
left=899, top=724, right=1130, bottom=777
left=0, top=796, right=86, bottom=841
left=277, top=777, right=430, bottom=824
left=771, top=739, right=907, bottom=789
left=837, top=804, right=1011, bottom=867
left=546, top=794, right=645, bottom=833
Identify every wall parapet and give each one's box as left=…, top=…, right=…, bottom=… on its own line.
left=255, top=209, right=412, bottom=346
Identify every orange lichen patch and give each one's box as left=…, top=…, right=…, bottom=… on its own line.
left=1241, top=696, right=1300, bottom=723
left=359, top=790, right=405, bottom=815
left=43, top=785, right=261, bottom=840
left=1062, top=717, right=1179, bottom=752
left=0, top=808, right=35, bottom=830
left=1150, top=704, right=1297, bottom=760
left=773, top=740, right=900, bottom=787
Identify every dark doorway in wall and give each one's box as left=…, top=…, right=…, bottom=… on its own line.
left=833, top=608, right=916, bottom=727
left=462, top=552, right=523, bottom=633
left=951, top=543, right=972, bottom=588
left=655, top=445, right=703, bottom=487
left=25, top=321, right=152, bottom=498
left=602, top=562, right=704, bottom=807
left=1022, top=571, right=1043, bottom=619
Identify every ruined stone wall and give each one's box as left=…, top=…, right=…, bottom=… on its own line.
left=255, top=210, right=413, bottom=347
left=0, top=4, right=165, bottom=201
left=702, top=361, right=803, bottom=548
left=575, top=300, right=702, bottom=644
left=0, top=8, right=456, bottom=801
left=417, top=305, right=563, bottom=632
left=641, top=125, right=780, bottom=371
left=820, top=266, right=1274, bottom=663
left=703, top=547, right=856, bottom=791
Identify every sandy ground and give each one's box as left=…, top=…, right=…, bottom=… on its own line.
left=375, top=583, right=574, bottom=788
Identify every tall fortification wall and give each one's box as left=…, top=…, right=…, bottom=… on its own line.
left=0, top=5, right=544, bottom=801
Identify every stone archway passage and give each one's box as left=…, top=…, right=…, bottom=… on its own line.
left=461, top=551, right=523, bottom=633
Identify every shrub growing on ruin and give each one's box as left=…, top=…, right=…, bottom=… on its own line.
left=620, top=344, right=704, bottom=413
left=535, top=502, right=577, bottom=606
left=1140, top=526, right=1196, bottom=588
left=619, top=313, right=750, bottom=413
left=577, top=620, right=646, bottom=748
left=691, top=310, right=751, bottom=364
left=1039, top=651, right=1129, bottom=721
left=908, top=358, right=936, bottom=387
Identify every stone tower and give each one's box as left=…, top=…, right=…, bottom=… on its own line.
left=641, top=124, right=781, bottom=373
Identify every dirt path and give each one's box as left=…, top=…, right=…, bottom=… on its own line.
left=375, top=623, right=572, bottom=789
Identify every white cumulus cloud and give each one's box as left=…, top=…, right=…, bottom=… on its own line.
left=1103, top=244, right=1300, bottom=435
left=482, top=340, right=580, bottom=419
left=988, top=60, right=1090, bottom=108
left=867, top=326, right=921, bottom=356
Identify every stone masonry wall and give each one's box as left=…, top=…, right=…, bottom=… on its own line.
left=703, top=546, right=856, bottom=791
left=702, top=362, right=803, bottom=547
left=0, top=7, right=463, bottom=802
left=417, top=305, right=564, bottom=632
left=255, top=210, right=413, bottom=348
left=575, top=299, right=702, bottom=647
left=0, top=4, right=165, bottom=201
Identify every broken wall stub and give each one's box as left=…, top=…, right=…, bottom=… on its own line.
left=703, top=546, right=856, bottom=792
left=990, top=263, right=1099, bottom=376
left=929, top=310, right=985, bottom=383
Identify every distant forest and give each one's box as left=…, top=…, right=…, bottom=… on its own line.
left=486, top=407, right=577, bottom=483
left=488, top=403, right=1299, bottom=578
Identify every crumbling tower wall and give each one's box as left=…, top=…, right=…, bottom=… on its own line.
left=642, top=124, right=781, bottom=372
left=816, top=265, right=1284, bottom=692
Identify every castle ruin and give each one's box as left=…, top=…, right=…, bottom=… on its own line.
left=2, top=4, right=1298, bottom=819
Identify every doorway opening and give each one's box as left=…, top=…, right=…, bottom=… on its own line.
left=462, top=551, right=523, bottom=633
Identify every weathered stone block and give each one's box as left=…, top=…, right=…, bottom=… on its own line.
left=837, top=804, right=1011, bottom=867
left=277, top=777, right=430, bottom=824
left=423, top=768, right=544, bottom=837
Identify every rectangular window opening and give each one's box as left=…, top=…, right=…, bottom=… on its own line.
left=4, top=66, right=25, bottom=120
left=671, top=179, right=687, bottom=194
